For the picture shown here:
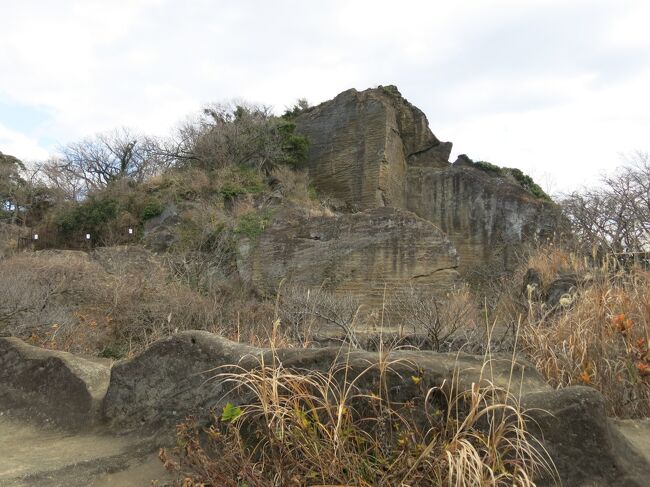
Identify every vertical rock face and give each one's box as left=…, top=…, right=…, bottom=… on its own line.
left=249, top=207, right=459, bottom=307
left=407, top=162, right=557, bottom=274
left=295, top=86, right=451, bottom=210
left=295, top=86, right=557, bottom=274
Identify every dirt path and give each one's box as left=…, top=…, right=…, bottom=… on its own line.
left=0, top=416, right=174, bottom=486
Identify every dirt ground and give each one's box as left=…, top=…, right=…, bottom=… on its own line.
left=0, top=415, right=174, bottom=487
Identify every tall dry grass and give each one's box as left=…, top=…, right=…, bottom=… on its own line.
left=164, top=344, right=555, bottom=487
left=517, top=246, right=650, bottom=418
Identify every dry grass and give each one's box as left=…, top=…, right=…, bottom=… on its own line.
left=516, top=246, right=650, bottom=418
left=0, top=249, right=222, bottom=357
left=165, top=347, right=555, bottom=487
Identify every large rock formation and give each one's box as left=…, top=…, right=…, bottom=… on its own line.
left=248, top=206, right=459, bottom=306
left=295, top=86, right=557, bottom=275
left=295, top=86, right=451, bottom=210
left=407, top=160, right=557, bottom=273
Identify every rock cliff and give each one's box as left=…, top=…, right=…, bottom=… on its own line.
left=294, top=86, right=451, bottom=210
left=248, top=206, right=459, bottom=306
left=295, top=86, right=557, bottom=275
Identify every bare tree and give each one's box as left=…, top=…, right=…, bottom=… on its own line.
left=57, top=127, right=171, bottom=192
left=35, top=158, right=85, bottom=202
left=278, top=285, right=362, bottom=348
left=391, top=286, right=477, bottom=351
left=561, top=152, right=650, bottom=254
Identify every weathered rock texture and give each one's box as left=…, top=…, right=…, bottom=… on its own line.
left=248, top=206, right=459, bottom=306
left=407, top=161, right=557, bottom=273
left=295, top=86, right=451, bottom=210
left=103, top=331, right=545, bottom=432
left=295, top=86, right=557, bottom=274
left=0, top=337, right=110, bottom=428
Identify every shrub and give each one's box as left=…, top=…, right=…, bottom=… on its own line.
left=177, top=102, right=309, bottom=173
left=140, top=197, right=164, bottom=220
left=219, top=166, right=266, bottom=199
left=235, top=209, right=273, bottom=240
left=165, top=352, right=554, bottom=486
left=54, top=197, right=119, bottom=242
left=0, top=250, right=221, bottom=356
left=473, top=161, right=550, bottom=200
left=474, top=160, right=502, bottom=174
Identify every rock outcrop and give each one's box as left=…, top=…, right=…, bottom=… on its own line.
left=295, top=86, right=558, bottom=275
left=295, top=86, right=451, bottom=210
left=407, top=160, right=557, bottom=273
left=0, top=337, right=110, bottom=428
left=248, top=206, right=459, bottom=306
left=3, top=333, right=649, bottom=486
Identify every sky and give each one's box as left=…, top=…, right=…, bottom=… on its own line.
left=1, top=0, right=649, bottom=194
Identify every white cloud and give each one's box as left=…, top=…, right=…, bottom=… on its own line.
left=0, top=123, right=49, bottom=162
left=0, top=0, right=648, bottom=192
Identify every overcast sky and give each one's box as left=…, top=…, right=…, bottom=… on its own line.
left=1, top=0, right=648, bottom=193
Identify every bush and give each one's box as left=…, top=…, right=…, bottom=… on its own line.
left=164, top=351, right=553, bottom=486
left=235, top=209, right=273, bottom=240
left=55, top=197, right=119, bottom=242
left=219, top=166, right=266, bottom=199
left=0, top=250, right=221, bottom=356
left=140, top=198, right=164, bottom=220
left=473, top=161, right=550, bottom=200
left=176, top=102, right=309, bottom=173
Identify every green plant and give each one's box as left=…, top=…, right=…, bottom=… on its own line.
left=235, top=210, right=273, bottom=240
left=380, top=84, right=401, bottom=97
left=507, top=168, right=550, bottom=200
left=55, top=197, right=119, bottom=239
left=474, top=160, right=503, bottom=175
left=473, top=161, right=550, bottom=200
left=140, top=198, right=164, bottom=220
left=98, top=342, right=128, bottom=359
left=220, top=167, right=266, bottom=199
left=221, top=402, right=243, bottom=422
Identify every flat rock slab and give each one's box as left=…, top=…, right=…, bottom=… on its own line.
left=0, top=417, right=173, bottom=487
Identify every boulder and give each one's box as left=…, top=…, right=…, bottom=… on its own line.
left=524, top=387, right=650, bottom=486
left=248, top=206, right=460, bottom=306
left=0, top=337, right=110, bottom=428
left=102, top=331, right=650, bottom=486
left=143, top=203, right=181, bottom=251
left=3, top=332, right=650, bottom=485
left=522, top=269, right=581, bottom=309
left=544, top=272, right=579, bottom=308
